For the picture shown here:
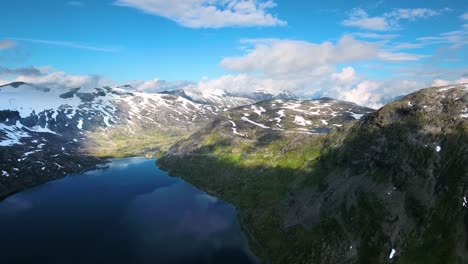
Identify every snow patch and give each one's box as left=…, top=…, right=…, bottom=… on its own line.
left=1, top=170, right=9, bottom=177
left=350, top=112, right=364, bottom=119
left=436, top=146, right=441, bottom=152
left=23, top=150, right=42, bottom=157
left=294, top=116, right=311, bottom=126
left=0, top=122, right=31, bottom=146
left=251, top=105, right=266, bottom=116
left=389, top=249, right=396, bottom=259
left=241, top=117, right=269, bottom=129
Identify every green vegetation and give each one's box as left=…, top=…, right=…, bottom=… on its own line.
left=160, top=131, right=335, bottom=263
left=158, top=86, right=468, bottom=264
left=86, top=126, right=189, bottom=158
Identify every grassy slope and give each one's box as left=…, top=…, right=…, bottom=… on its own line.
left=85, top=126, right=189, bottom=158
left=160, top=125, right=352, bottom=263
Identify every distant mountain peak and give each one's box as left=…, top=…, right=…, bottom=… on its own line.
left=0, top=81, right=28, bottom=88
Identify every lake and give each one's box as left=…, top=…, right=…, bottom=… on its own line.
left=0, top=157, right=257, bottom=264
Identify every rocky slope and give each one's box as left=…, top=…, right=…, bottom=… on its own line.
left=223, top=97, right=373, bottom=136
left=158, top=83, right=468, bottom=263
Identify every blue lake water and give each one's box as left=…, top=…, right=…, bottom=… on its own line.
left=0, top=157, right=256, bottom=264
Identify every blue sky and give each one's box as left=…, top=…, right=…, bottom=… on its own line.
left=0, top=0, right=467, bottom=107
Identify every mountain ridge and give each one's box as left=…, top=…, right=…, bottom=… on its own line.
left=158, top=83, right=468, bottom=263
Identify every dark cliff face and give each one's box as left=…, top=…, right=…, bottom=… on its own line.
left=158, top=84, right=468, bottom=264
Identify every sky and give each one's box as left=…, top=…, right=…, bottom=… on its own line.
left=0, top=0, right=467, bottom=107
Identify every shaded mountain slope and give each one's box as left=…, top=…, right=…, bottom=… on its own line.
left=158, top=84, right=468, bottom=263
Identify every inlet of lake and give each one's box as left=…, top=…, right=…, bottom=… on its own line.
left=0, top=157, right=257, bottom=264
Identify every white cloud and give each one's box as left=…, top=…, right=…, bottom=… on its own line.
left=353, top=32, right=400, bottom=40
left=431, top=77, right=468, bottom=87
left=461, top=12, right=468, bottom=20
left=221, top=36, right=380, bottom=75
left=221, top=36, right=425, bottom=78
left=387, top=8, right=444, bottom=21
left=200, top=36, right=431, bottom=107
left=0, top=67, right=113, bottom=89
left=129, top=78, right=193, bottom=92
left=418, top=28, right=468, bottom=48
left=114, top=0, right=286, bottom=28
left=331, top=67, right=358, bottom=83
left=343, top=8, right=389, bottom=31
left=189, top=68, right=437, bottom=108
left=194, top=74, right=315, bottom=95
left=0, top=40, right=16, bottom=50
left=378, top=51, right=426, bottom=61
left=337, top=80, right=383, bottom=108
left=343, top=8, right=447, bottom=31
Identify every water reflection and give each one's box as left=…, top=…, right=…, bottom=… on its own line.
left=0, top=157, right=256, bottom=264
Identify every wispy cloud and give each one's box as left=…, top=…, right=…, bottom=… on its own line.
left=0, top=66, right=42, bottom=76
left=0, top=40, right=16, bottom=50
left=12, top=38, right=120, bottom=52
left=114, top=0, right=286, bottom=28
left=353, top=32, right=400, bottom=40
left=343, top=8, right=448, bottom=31
left=417, top=28, right=468, bottom=49
left=343, top=8, right=389, bottom=31
left=0, top=66, right=113, bottom=89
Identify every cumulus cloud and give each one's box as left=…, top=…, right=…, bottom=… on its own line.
left=114, top=0, right=286, bottom=28
left=0, top=40, right=16, bottom=50
left=186, top=36, right=431, bottom=107
left=432, top=77, right=468, bottom=87
left=0, top=67, right=113, bottom=89
left=221, top=36, right=380, bottom=76
left=188, top=68, right=438, bottom=108
left=222, top=36, right=424, bottom=77
left=331, top=67, right=358, bottom=83
left=343, top=8, right=447, bottom=31
left=328, top=79, right=427, bottom=109
left=194, top=74, right=316, bottom=95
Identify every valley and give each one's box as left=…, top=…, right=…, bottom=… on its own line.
left=0, top=82, right=467, bottom=264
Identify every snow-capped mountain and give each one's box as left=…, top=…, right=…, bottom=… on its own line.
left=0, top=81, right=255, bottom=198
left=237, top=89, right=299, bottom=101
left=0, top=82, right=242, bottom=142
left=222, top=97, right=374, bottom=136
left=161, top=86, right=254, bottom=107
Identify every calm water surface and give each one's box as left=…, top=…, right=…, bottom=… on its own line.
left=0, top=157, right=256, bottom=264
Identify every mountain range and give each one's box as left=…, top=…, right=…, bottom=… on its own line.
left=1, top=81, right=467, bottom=263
